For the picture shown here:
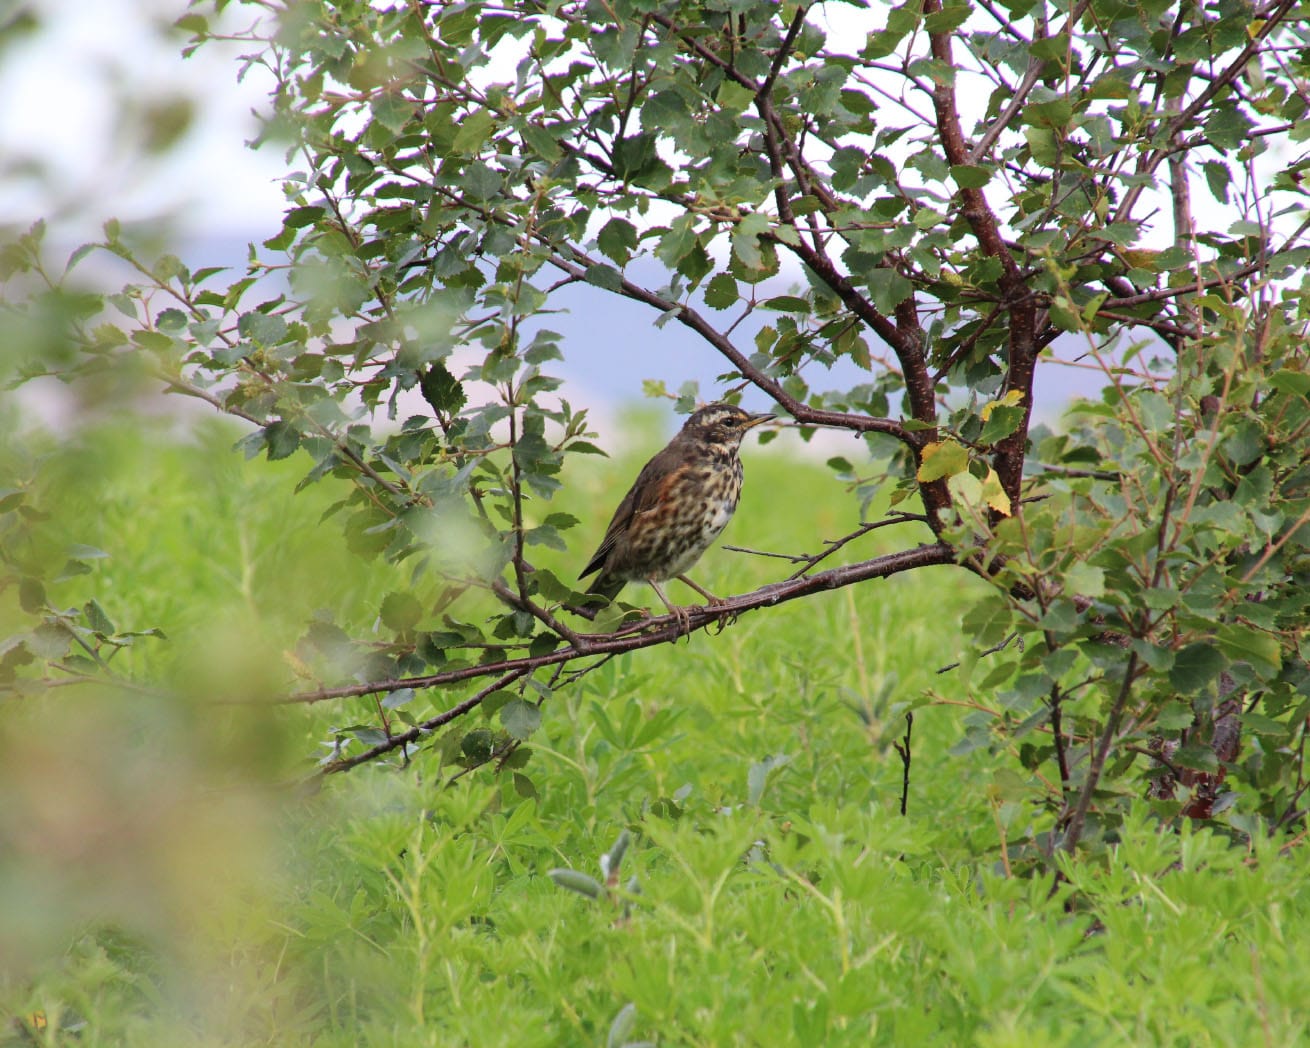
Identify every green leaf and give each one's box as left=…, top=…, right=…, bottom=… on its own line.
left=1269, top=369, right=1310, bottom=398
left=263, top=420, right=301, bottom=461
left=978, top=404, right=1026, bottom=445
left=1215, top=624, right=1281, bottom=677
left=584, top=263, right=623, bottom=291
left=452, top=109, right=495, bottom=153
left=284, top=206, right=325, bottom=229
left=1156, top=701, right=1195, bottom=731
left=501, top=698, right=542, bottom=740
left=238, top=311, right=288, bottom=346
left=597, top=218, right=637, bottom=266
left=612, top=133, right=658, bottom=180
left=463, top=162, right=502, bottom=200
left=1173, top=744, right=1220, bottom=773
left=716, top=80, right=753, bottom=113
left=1065, top=563, right=1105, bottom=599
left=371, top=93, right=414, bottom=134
left=950, top=164, right=991, bottom=189
left=83, top=599, right=115, bottom=635
left=155, top=308, right=187, bottom=331
left=18, top=577, right=45, bottom=613
left=866, top=269, right=913, bottom=314
left=1243, top=712, right=1290, bottom=736
left=380, top=591, right=424, bottom=632
left=1168, top=643, right=1226, bottom=692
left=1024, top=126, right=1059, bottom=166
left=1202, top=160, right=1231, bottom=204
left=924, top=4, right=970, bottom=32
left=382, top=687, right=416, bottom=710
left=731, top=213, right=771, bottom=271
left=704, top=272, right=739, bottom=310
left=1203, top=107, right=1253, bottom=150
left=420, top=361, right=467, bottom=415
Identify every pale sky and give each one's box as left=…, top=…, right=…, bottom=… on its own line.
left=0, top=0, right=285, bottom=240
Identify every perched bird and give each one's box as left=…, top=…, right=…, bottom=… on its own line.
left=579, top=402, right=775, bottom=618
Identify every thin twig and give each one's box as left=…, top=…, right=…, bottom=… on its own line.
left=936, top=631, right=1022, bottom=674
left=319, top=669, right=531, bottom=775
left=894, top=712, right=913, bottom=816
left=1061, top=651, right=1141, bottom=854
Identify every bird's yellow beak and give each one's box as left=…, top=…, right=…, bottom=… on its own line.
left=744, top=412, right=776, bottom=429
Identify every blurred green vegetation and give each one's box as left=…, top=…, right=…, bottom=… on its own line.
left=2, top=412, right=1308, bottom=1045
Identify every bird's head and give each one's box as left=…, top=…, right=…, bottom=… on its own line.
left=680, top=403, right=776, bottom=449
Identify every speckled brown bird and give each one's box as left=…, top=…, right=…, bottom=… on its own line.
left=580, top=402, right=775, bottom=616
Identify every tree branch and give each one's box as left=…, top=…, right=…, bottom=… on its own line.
left=1061, top=651, right=1141, bottom=854
left=968, top=1, right=1092, bottom=164
left=320, top=669, right=531, bottom=774
left=279, top=543, right=958, bottom=707
left=922, top=0, right=1037, bottom=513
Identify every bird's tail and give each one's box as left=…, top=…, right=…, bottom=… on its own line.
left=584, top=574, right=624, bottom=602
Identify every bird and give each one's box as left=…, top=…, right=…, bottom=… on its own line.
left=579, top=402, right=775, bottom=620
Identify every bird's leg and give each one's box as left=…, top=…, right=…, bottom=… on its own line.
left=677, top=573, right=737, bottom=632
left=649, top=579, right=690, bottom=634
left=676, top=573, right=724, bottom=605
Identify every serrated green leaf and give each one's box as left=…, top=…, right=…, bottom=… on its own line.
left=452, top=109, right=495, bottom=153
left=263, top=420, right=301, bottom=461
left=380, top=591, right=424, bottom=632
left=950, top=164, right=991, bottom=188
left=866, top=269, right=912, bottom=314
left=704, top=272, right=738, bottom=310
left=83, top=599, right=115, bottom=635
left=501, top=698, right=542, bottom=740
left=585, top=263, right=623, bottom=291
left=597, top=218, right=638, bottom=266
left=1215, top=624, right=1281, bottom=677
left=382, top=687, right=416, bottom=710
left=419, top=361, right=467, bottom=416
left=238, top=311, right=288, bottom=346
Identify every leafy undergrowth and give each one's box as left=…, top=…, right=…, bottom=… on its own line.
left=2, top=417, right=1307, bottom=1046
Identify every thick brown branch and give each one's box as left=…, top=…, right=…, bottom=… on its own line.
left=280, top=543, right=957, bottom=706
left=551, top=249, right=915, bottom=442
left=923, top=0, right=1036, bottom=513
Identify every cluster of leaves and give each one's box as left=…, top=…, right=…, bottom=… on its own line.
left=2, top=0, right=1310, bottom=862
left=953, top=308, right=1310, bottom=860
left=0, top=431, right=165, bottom=696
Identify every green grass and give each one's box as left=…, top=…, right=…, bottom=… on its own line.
left=2, top=415, right=1308, bottom=1046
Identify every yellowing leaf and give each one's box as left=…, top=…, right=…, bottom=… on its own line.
left=981, top=469, right=1012, bottom=516
left=917, top=439, right=970, bottom=482
left=980, top=389, right=1024, bottom=421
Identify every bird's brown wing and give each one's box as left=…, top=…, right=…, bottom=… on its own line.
left=579, top=443, right=684, bottom=580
